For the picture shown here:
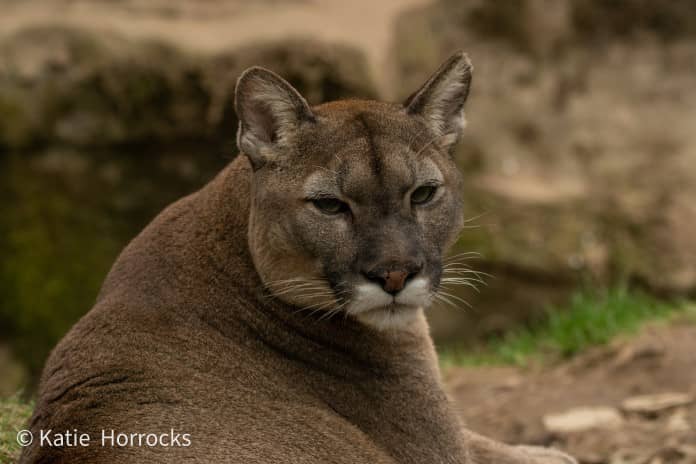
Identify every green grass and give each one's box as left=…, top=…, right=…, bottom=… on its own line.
left=0, top=395, right=32, bottom=464
left=440, top=287, right=688, bottom=367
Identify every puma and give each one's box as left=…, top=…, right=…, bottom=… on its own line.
left=21, top=51, right=575, bottom=464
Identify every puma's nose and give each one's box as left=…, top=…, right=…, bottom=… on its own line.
left=383, top=270, right=409, bottom=294
left=363, top=264, right=422, bottom=295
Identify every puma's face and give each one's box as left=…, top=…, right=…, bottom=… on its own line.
left=235, top=52, right=472, bottom=331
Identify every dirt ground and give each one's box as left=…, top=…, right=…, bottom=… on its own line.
left=446, top=319, right=696, bottom=464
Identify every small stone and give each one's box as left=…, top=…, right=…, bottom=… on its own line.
left=611, top=343, right=664, bottom=369
left=680, top=445, right=696, bottom=457
left=609, top=448, right=647, bottom=464
left=650, top=447, right=687, bottom=464
left=621, top=393, right=694, bottom=414
left=499, top=376, right=523, bottom=390
left=543, top=407, right=623, bottom=434
left=666, top=409, right=690, bottom=432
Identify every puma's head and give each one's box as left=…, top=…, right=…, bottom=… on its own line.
left=235, top=52, right=472, bottom=331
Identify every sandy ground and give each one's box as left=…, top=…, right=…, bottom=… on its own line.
left=0, top=0, right=431, bottom=96
left=446, top=319, right=696, bottom=464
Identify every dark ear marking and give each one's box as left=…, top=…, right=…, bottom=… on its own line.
left=234, top=66, right=315, bottom=170
left=404, top=51, right=473, bottom=150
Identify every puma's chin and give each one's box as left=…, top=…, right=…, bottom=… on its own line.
left=354, top=304, right=424, bottom=331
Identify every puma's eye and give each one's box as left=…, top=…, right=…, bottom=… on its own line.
left=411, top=185, right=437, bottom=205
left=312, top=198, right=349, bottom=215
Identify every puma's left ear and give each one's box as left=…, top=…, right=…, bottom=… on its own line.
left=404, top=51, right=473, bottom=149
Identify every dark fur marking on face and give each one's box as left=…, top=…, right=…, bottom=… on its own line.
left=336, top=161, right=349, bottom=194
left=354, top=113, right=384, bottom=187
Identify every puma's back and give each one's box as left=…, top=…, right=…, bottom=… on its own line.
left=21, top=52, right=575, bottom=464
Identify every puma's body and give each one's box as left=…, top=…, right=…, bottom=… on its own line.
left=23, top=157, right=471, bottom=463
left=22, top=53, right=575, bottom=464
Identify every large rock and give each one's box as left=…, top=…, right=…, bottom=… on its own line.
left=0, top=25, right=376, bottom=150
left=393, top=1, right=696, bottom=338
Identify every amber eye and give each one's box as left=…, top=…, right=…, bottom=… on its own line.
left=312, top=198, right=349, bottom=215
left=411, top=185, right=437, bottom=205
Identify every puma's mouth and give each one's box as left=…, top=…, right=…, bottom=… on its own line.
left=344, top=277, right=432, bottom=330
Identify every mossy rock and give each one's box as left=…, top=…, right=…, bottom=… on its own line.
left=0, top=25, right=377, bottom=150
left=391, top=1, right=696, bottom=338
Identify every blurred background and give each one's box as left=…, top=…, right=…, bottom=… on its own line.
left=1, top=1, right=696, bottom=461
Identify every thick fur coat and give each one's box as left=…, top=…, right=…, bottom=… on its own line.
left=21, top=52, right=575, bottom=464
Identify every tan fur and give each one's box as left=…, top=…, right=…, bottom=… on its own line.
left=21, top=52, right=575, bottom=464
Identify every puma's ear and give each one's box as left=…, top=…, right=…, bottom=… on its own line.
left=234, top=67, right=315, bottom=170
left=404, top=51, right=473, bottom=150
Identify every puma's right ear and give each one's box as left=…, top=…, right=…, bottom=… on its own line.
left=404, top=51, right=473, bottom=150
left=234, top=67, right=315, bottom=170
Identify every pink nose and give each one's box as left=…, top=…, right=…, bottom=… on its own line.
left=363, top=263, right=422, bottom=295
left=383, top=270, right=409, bottom=293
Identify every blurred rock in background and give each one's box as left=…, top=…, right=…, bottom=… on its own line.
left=391, top=0, right=696, bottom=340
left=0, top=26, right=375, bottom=150
left=1, top=0, right=695, bottom=391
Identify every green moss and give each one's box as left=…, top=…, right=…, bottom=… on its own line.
left=0, top=89, right=40, bottom=151
left=0, top=395, right=32, bottom=464
left=440, top=287, right=686, bottom=367
left=0, top=154, right=122, bottom=381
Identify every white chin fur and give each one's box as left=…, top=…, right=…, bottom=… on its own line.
left=346, top=278, right=432, bottom=331
left=354, top=306, right=423, bottom=331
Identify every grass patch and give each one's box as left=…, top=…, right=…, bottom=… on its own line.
left=440, top=287, right=686, bottom=367
left=0, top=395, right=32, bottom=464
